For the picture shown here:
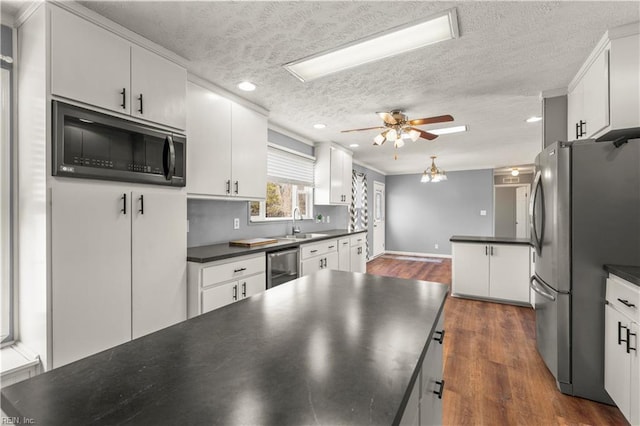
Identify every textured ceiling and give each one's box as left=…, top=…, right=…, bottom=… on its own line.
left=10, top=1, right=640, bottom=174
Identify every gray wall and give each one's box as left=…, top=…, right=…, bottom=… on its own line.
left=352, top=163, right=386, bottom=257
left=386, top=169, right=494, bottom=255
left=493, top=172, right=533, bottom=185
left=543, top=95, right=568, bottom=147
left=494, top=187, right=516, bottom=238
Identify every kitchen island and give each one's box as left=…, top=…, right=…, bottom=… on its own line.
left=1, top=270, right=448, bottom=425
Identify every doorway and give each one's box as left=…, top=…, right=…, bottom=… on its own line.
left=372, top=181, right=385, bottom=257
left=494, top=184, right=530, bottom=239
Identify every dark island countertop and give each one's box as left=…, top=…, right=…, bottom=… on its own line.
left=450, top=235, right=532, bottom=246
left=604, top=264, right=640, bottom=287
left=1, top=270, right=448, bottom=425
left=187, top=229, right=367, bottom=262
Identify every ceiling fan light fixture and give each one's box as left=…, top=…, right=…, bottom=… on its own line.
left=394, top=138, right=405, bottom=149
left=408, top=129, right=421, bottom=142
left=283, top=9, right=459, bottom=82
left=373, top=132, right=386, bottom=145
left=511, top=168, right=520, bottom=176
left=421, top=155, right=446, bottom=183
left=386, top=128, right=398, bottom=141
left=421, top=171, right=430, bottom=183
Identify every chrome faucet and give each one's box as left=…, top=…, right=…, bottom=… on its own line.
left=292, top=207, right=302, bottom=234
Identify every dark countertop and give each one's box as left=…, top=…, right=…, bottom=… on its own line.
left=187, top=229, right=367, bottom=262
left=604, top=264, right=640, bottom=287
left=449, top=235, right=532, bottom=246
left=1, top=270, right=448, bottom=426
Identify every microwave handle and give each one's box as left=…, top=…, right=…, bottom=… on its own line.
left=163, top=135, right=176, bottom=181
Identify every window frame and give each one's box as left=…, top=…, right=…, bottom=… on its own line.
left=249, top=181, right=314, bottom=223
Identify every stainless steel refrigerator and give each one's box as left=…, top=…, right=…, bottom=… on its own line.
left=530, top=139, right=640, bottom=404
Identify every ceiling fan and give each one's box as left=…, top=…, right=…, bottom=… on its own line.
left=341, top=110, right=454, bottom=148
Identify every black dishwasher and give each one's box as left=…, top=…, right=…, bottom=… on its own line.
left=266, top=248, right=299, bottom=289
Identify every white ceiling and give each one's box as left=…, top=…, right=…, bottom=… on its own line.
left=6, top=1, right=640, bottom=174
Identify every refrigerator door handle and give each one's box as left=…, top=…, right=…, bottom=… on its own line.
left=530, top=276, right=556, bottom=302
left=530, top=170, right=545, bottom=254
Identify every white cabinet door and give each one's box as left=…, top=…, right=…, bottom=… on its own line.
left=325, top=251, right=339, bottom=271
left=301, top=256, right=326, bottom=276
left=50, top=6, right=130, bottom=114
left=231, top=102, right=267, bottom=199
left=240, top=273, right=266, bottom=299
left=330, top=148, right=344, bottom=204
left=420, top=314, right=444, bottom=426
left=630, top=321, right=639, bottom=426
left=202, top=282, right=238, bottom=314
left=605, top=304, right=631, bottom=419
left=582, top=49, right=610, bottom=138
left=186, top=82, right=232, bottom=196
left=338, top=238, right=350, bottom=271
left=131, top=45, right=186, bottom=130
left=489, top=244, right=530, bottom=303
left=452, top=243, right=489, bottom=297
left=131, top=190, right=187, bottom=339
left=51, top=183, right=131, bottom=368
left=567, top=79, right=584, bottom=140
left=341, top=150, right=353, bottom=205
left=350, top=245, right=366, bottom=273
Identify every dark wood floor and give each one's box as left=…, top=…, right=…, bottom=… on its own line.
left=367, top=255, right=627, bottom=426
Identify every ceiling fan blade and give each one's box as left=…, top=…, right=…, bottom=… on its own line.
left=376, top=112, right=397, bottom=125
left=408, top=114, right=454, bottom=126
left=410, top=127, right=439, bottom=141
left=341, top=126, right=386, bottom=133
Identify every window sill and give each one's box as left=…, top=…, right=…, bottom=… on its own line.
left=1, top=342, right=41, bottom=385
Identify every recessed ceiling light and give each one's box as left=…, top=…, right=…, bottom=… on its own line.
left=526, top=116, right=542, bottom=123
left=237, top=81, right=256, bottom=91
left=283, top=8, right=459, bottom=82
left=429, top=125, right=468, bottom=135
left=349, top=144, right=360, bottom=148
left=313, top=123, right=326, bottom=129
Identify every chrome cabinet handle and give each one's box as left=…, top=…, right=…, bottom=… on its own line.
left=226, top=180, right=231, bottom=194
left=234, top=181, right=239, bottom=195
left=233, top=284, right=238, bottom=301
left=485, top=245, right=488, bottom=256
left=120, top=88, right=126, bottom=109
left=242, top=282, right=246, bottom=298
left=233, top=267, right=247, bottom=273
left=490, top=246, right=494, bottom=256
left=319, top=258, right=324, bottom=269
left=121, top=193, right=127, bottom=215
left=138, top=93, right=143, bottom=114
left=618, top=321, right=628, bottom=346
left=628, top=330, right=637, bottom=354
left=434, top=330, right=445, bottom=344
left=139, top=195, right=144, bottom=214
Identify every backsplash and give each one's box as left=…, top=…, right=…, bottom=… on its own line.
left=187, top=199, right=349, bottom=247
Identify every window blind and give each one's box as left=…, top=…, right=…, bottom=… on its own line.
left=267, top=145, right=314, bottom=186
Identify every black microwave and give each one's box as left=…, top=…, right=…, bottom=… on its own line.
left=52, top=101, right=186, bottom=187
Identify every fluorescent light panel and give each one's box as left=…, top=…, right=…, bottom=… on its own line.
left=429, top=125, right=468, bottom=135
left=283, top=9, right=459, bottom=82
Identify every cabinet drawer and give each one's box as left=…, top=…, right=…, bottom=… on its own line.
left=607, top=275, right=640, bottom=323
left=350, top=234, right=366, bottom=247
left=300, top=239, right=338, bottom=260
left=202, top=254, right=265, bottom=287
left=338, top=238, right=350, bottom=250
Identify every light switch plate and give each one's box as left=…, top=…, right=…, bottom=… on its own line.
left=233, top=218, right=240, bottom=229
left=327, top=216, right=330, bottom=223
left=480, top=210, right=487, bottom=216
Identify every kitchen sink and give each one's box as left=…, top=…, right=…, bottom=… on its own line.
left=279, top=233, right=328, bottom=240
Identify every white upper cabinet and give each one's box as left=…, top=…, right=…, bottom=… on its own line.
left=51, top=6, right=131, bottom=115
left=186, top=81, right=267, bottom=199
left=50, top=6, right=186, bottom=130
left=131, top=45, right=186, bottom=130
left=315, top=143, right=352, bottom=205
left=567, top=26, right=639, bottom=141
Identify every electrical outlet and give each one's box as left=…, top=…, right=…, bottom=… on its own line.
left=480, top=210, right=487, bottom=216
left=326, top=215, right=330, bottom=223
left=435, top=243, right=439, bottom=249
left=233, top=218, right=240, bottom=230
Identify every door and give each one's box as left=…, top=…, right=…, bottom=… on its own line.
left=373, top=181, right=386, bottom=258
left=530, top=275, right=571, bottom=388
left=489, top=244, right=530, bottom=303
left=186, top=82, right=232, bottom=196
left=51, top=183, right=131, bottom=368
left=131, top=190, right=187, bottom=339
left=50, top=6, right=130, bottom=115
left=131, top=45, right=186, bottom=130
left=515, top=186, right=529, bottom=238
left=531, top=142, right=571, bottom=293
left=452, top=243, right=489, bottom=297
left=231, top=102, right=267, bottom=198
left=604, top=304, right=630, bottom=418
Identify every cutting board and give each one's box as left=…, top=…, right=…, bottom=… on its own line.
left=229, top=238, right=278, bottom=248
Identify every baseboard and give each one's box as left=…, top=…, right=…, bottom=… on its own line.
left=384, top=250, right=452, bottom=259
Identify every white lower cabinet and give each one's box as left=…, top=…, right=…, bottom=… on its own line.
left=452, top=242, right=530, bottom=304
left=299, top=239, right=339, bottom=276
left=400, top=310, right=445, bottom=426
left=51, top=182, right=186, bottom=368
left=350, top=234, right=367, bottom=273
left=187, top=253, right=266, bottom=317
left=338, top=238, right=351, bottom=271
left=605, top=273, right=639, bottom=425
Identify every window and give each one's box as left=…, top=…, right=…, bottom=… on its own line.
left=1, top=25, right=14, bottom=344
left=250, top=145, right=314, bottom=222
